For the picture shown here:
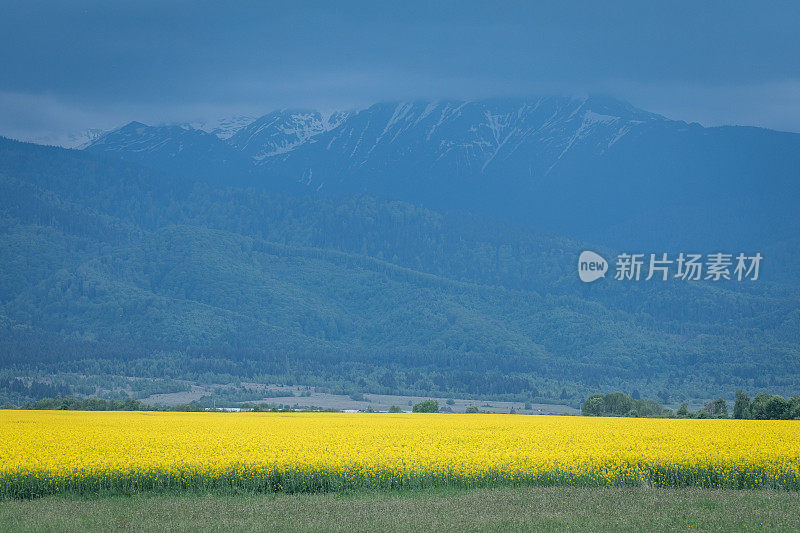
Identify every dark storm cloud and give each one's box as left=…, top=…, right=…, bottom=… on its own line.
left=2, top=1, right=799, bottom=144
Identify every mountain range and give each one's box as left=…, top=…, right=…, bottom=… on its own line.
left=86, top=96, right=800, bottom=254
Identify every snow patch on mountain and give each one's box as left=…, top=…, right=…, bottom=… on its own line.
left=230, top=110, right=350, bottom=161
left=64, top=128, right=107, bottom=149
left=177, top=115, right=257, bottom=140
left=583, top=111, right=620, bottom=124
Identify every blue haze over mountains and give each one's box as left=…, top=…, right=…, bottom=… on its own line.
left=2, top=95, right=800, bottom=404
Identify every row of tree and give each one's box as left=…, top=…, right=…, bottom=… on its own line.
left=584, top=390, right=800, bottom=420
left=581, top=392, right=672, bottom=417
left=0, top=396, right=205, bottom=412
left=731, top=390, right=800, bottom=420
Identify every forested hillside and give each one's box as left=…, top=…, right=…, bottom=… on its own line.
left=1, top=136, right=799, bottom=404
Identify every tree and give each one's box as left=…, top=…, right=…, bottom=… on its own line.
left=677, top=403, right=690, bottom=418
left=412, top=399, right=439, bottom=413
left=582, top=395, right=605, bottom=416
left=465, top=405, right=479, bottom=413
left=764, top=396, right=790, bottom=420
left=704, top=398, right=728, bottom=418
left=750, top=393, right=773, bottom=419
left=603, top=392, right=635, bottom=416
left=388, top=405, right=402, bottom=413
left=733, top=390, right=751, bottom=419
left=791, top=396, right=800, bottom=420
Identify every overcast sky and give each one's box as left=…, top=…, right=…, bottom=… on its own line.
left=2, top=1, right=799, bottom=146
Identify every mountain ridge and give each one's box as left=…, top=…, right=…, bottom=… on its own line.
left=84, top=96, right=800, bottom=253
left=88, top=95, right=666, bottom=169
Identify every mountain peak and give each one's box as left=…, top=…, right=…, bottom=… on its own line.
left=581, top=94, right=665, bottom=122
left=121, top=121, right=149, bottom=130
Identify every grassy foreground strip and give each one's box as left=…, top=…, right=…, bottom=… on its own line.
left=1, top=486, right=799, bottom=532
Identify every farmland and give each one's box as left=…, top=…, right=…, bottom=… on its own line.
left=2, top=411, right=799, bottom=500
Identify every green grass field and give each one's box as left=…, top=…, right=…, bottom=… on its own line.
left=1, top=486, right=798, bottom=532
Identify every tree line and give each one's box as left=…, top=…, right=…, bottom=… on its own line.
left=730, top=390, right=800, bottom=420
left=0, top=396, right=204, bottom=412
left=583, top=390, right=800, bottom=420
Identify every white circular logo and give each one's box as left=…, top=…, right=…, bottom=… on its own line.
left=578, top=251, right=608, bottom=283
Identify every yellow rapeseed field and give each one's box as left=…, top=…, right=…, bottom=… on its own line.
left=1, top=410, right=799, bottom=498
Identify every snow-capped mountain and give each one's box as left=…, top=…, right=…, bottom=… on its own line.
left=83, top=109, right=353, bottom=186
left=83, top=96, right=800, bottom=249
left=86, top=96, right=666, bottom=186
left=255, top=96, right=665, bottom=188
left=86, top=96, right=660, bottom=178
